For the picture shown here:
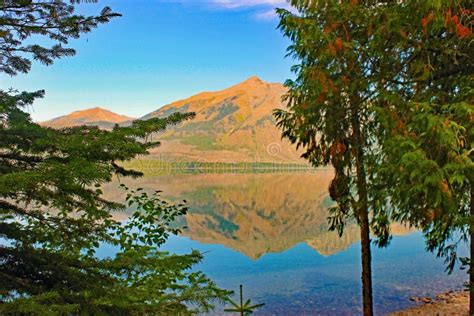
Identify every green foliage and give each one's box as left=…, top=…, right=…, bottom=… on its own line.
left=0, top=89, right=228, bottom=315
left=274, top=0, right=394, bottom=245
left=368, top=0, right=473, bottom=272
left=0, top=1, right=229, bottom=314
left=224, top=284, right=264, bottom=316
left=274, top=1, right=405, bottom=314
left=276, top=3, right=472, bottom=312
left=0, top=0, right=121, bottom=75
left=276, top=0, right=472, bottom=267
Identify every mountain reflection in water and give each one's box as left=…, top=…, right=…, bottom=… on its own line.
left=101, top=170, right=467, bottom=315
left=103, top=170, right=399, bottom=258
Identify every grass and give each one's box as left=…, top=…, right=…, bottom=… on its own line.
left=180, top=135, right=223, bottom=150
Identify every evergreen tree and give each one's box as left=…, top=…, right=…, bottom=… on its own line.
left=0, top=1, right=229, bottom=314
left=276, top=1, right=472, bottom=314
left=274, top=1, right=392, bottom=314
left=368, top=0, right=473, bottom=312
left=0, top=0, right=120, bottom=75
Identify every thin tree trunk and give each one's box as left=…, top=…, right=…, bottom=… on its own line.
left=359, top=195, right=373, bottom=316
left=352, top=107, right=374, bottom=316
left=240, top=284, right=244, bottom=316
left=470, top=186, right=473, bottom=315
left=355, top=154, right=373, bottom=316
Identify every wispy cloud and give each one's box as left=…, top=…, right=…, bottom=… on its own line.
left=212, top=0, right=288, bottom=9
left=215, top=0, right=292, bottom=21
left=254, top=9, right=279, bottom=21
left=167, top=0, right=291, bottom=21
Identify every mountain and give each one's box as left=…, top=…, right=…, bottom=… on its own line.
left=142, top=76, right=304, bottom=163
left=40, top=77, right=304, bottom=163
left=40, top=107, right=134, bottom=129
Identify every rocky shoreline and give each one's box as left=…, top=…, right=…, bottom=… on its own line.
left=391, top=290, right=468, bottom=315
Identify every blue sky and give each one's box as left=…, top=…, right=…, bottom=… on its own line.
left=0, top=0, right=294, bottom=121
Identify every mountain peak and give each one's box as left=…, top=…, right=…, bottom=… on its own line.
left=244, top=75, right=263, bottom=82
left=225, top=76, right=269, bottom=95
left=239, top=76, right=266, bottom=86
left=72, top=107, right=110, bottom=114
left=88, top=106, right=106, bottom=111
left=41, top=107, right=134, bottom=129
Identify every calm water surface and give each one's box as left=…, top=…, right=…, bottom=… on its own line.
left=101, top=170, right=467, bottom=315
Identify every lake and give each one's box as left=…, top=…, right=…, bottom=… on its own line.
left=101, top=170, right=467, bottom=315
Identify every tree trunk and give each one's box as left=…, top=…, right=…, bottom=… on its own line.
left=240, top=284, right=244, bottom=316
left=470, top=186, right=473, bottom=315
left=355, top=157, right=373, bottom=316
left=352, top=107, right=374, bottom=316
left=359, top=198, right=373, bottom=316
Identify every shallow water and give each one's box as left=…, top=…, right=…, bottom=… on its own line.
left=101, top=171, right=468, bottom=315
